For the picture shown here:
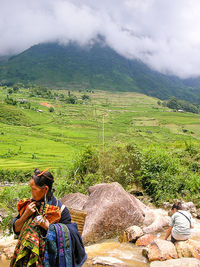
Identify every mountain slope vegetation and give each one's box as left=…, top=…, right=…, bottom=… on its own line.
left=1, top=42, right=200, bottom=102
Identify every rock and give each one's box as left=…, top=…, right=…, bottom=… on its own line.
left=196, top=208, right=200, bottom=219
left=143, top=209, right=170, bottom=234
left=2, top=245, right=16, bottom=259
left=118, top=225, right=143, bottom=243
left=60, top=193, right=89, bottom=210
left=175, top=240, right=194, bottom=258
left=145, top=239, right=178, bottom=262
left=92, top=256, right=124, bottom=266
left=182, top=201, right=196, bottom=211
left=143, top=210, right=156, bottom=227
left=150, top=258, right=200, bottom=267
left=162, top=202, right=172, bottom=210
left=0, top=235, right=17, bottom=249
left=175, top=240, right=200, bottom=259
left=136, top=234, right=157, bottom=247
left=82, top=182, right=145, bottom=244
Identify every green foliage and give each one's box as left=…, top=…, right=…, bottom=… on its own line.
left=0, top=185, right=30, bottom=212
left=2, top=42, right=200, bottom=103
left=184, top=140, right=198, bottom=156
left=137, top=145, right=200, bottom=204
left=98, top=144, right=141, bottom=188
left=164, top=96, right=200, bottom=114
left=0, top=169, right=32, bottom=183
left=5, top=96, right=17, bottom=105
left=68, top=144, right=141, bottom=189
left=0, top=212, right=14, bottom=235
left=81, top=94, right=90, bottom=101
left=65, top=95, right=78, bottom=104
left=29, top=86, right=54, bottom=99
left=70, top=146, right=99, bottom=181
left=0, top=103, right=31, bottom=125
left=139, top=148, right=184, bottom=203
left=49, top=106, right=54, bottom=112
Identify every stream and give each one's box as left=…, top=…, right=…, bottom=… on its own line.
left=1, top=228, right=200, bottom=267
left=0, top=238, right=149, bottom=267
left=83, top=238, right=149, bottom=266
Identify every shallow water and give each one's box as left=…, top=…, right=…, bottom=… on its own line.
left=0, top=238, right=149, bottom=267
left=1, top=222, right=200, bottom=267
left=0, top=255, right=9, bottom=267
left=83, top=238, right=149, bottom=267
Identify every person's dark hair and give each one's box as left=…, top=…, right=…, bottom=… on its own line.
left=31, top=168, right=54, bottom=201
left=171, top=202, right=182, bottom=210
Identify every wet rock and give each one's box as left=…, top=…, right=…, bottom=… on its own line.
left=136, top=234, right=157, bottom=247
left=0, top=235, right=17, bottom=249
left=2, top=245, right=15, bottom=260
left=175, top=240, right=200, bottom=259
left=92, top=256, right=124, bottom=266
left=118, top=225, right=143, bottom=243
left=144, top=239, right=178, bottom=262
left=82, top=182, right=145, bottom=244
left=150, top=258, right=200, bottom=267
left=60, top=192, right=89, bottom=210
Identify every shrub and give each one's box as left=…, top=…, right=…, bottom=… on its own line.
left=49, top=107, right=54, bottom=112
left=139, top=147, right=185, bottom=204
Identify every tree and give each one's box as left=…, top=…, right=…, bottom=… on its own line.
left=166, top=97, right=179, bottom=110
left=49, top=107, right=54, bottom=112
left=81, top=94, right=90, bottom=101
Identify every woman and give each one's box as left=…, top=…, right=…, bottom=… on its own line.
left=10, top=168, right=87, bottom=267
left=164, top=202, right=194, bottom=243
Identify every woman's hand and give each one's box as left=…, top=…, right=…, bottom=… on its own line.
left=38, top=217, right=50, bottom=231
left=24, top=202, right=36, bottom=218
left=14, top=202, right=36, bottom=233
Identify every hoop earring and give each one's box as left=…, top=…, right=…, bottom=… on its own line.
left=44, top=193, right=47, bottom=203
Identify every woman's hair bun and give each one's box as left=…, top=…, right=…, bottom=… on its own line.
left=34, top=168, right=40, bottom=176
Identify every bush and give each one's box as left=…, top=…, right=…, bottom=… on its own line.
left=98, top=144, right=141, bottom=188
left=138, top=148, right=184, bottom=203
left=49, top=107, right=54, bottom=112
left=0, top=169, right=32, bottom=183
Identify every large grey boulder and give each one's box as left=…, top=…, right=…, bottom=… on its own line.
left=60, top=192, right=89, bottom=210
left=82, top=182, right=146, bottom=244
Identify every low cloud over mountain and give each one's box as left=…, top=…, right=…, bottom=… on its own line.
left=1, top=0, right=200, bottom=78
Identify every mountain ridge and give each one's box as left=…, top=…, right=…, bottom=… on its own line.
left=1, top=42, right=200, bottom=102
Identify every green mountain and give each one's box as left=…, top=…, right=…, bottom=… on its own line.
left=0, top=42, right=200, bottom=102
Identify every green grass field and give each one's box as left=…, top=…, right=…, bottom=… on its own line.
left=0, top=86, right=199, bottom=171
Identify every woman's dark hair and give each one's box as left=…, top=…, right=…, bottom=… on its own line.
left=171, top=202, right=182, bottom=210
left=31, top=168, right=54, bottom=201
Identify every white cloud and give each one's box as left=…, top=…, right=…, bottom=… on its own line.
left=1, top=0, right=200, bottom=78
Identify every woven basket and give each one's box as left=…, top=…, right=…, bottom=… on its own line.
left=68, top=208, right=87, bottom=235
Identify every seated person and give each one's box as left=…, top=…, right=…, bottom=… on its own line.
left=164, top=202, right=194, bottom=243
left=10, top=168, right=87, bottom=267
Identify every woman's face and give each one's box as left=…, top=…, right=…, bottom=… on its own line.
left=30, top=179, right=48, bottom=201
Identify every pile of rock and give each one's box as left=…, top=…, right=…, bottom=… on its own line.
left=118, top=224, right=200, bottom=264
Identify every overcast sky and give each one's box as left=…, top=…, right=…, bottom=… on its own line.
left=1, top=0, right=200, bottom=78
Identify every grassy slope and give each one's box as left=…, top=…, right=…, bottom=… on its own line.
left=0, top=87, right=200, bottom=171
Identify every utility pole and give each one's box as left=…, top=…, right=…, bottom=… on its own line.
left=102, top=114, right=104, bottom=152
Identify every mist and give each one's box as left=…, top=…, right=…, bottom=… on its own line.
left=1, top=0, right=200, bottom=78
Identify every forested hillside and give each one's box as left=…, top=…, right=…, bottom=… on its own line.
left=1, top=42, right=200, bottom=103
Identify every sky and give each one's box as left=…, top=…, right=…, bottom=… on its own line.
left=1, top=0, right=200, bottom=78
